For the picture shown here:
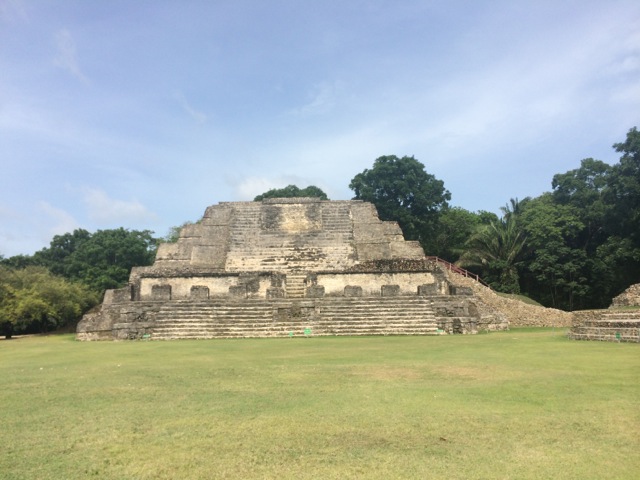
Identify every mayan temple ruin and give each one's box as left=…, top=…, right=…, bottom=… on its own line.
left=77, top=198, right=509, bottom=340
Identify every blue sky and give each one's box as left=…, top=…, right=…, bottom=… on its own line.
left=1, top=0, right=639, bottom=256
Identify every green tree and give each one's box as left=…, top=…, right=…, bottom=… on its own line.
left=349, top=155, right=451, bottom=251
left=164, top=221, right=195, bottom=243
left=254, top=185, right=329, bottom=201
left=599, top=127, right=640, bottom=296
left=519, top=194, right=590, bottom=310
left=32, top=229, right=92, bottom=275
left=593, top=236, right=640, bottom=301
left=67, top=229, right=157, bottom=291
left=27, top=228, right=158, bottom=292
left=0, top=266, right=98, bottom=337
left=457, top=204, right=528, bottom=294
left=552, top=158, right=611, bottom=253
left=0, top=254, right=38, bottom=269
left=429, top=207, right=481, bottom=262
left=608, top=127, right=640, bottom=240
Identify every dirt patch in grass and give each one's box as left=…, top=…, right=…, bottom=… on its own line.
left=353, top=366, right=423, bottom=381
left=435, top=364, right=493, bottom=380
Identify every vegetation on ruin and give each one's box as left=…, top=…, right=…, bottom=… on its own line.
left=253, top=184, right=329, bottom=201
left=1, top=331, right=638, bottom=479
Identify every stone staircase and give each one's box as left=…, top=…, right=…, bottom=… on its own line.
left=568, top=310, right=640, bottom=343
left=224, top=202, right=356, bottom=272
left=152, top=301, right=276, bottom=340
left=285, top=273, right=307, bottom=298
left=150, top=296, right=438, bottom=340
left=314, top=297, right=437, bottom=336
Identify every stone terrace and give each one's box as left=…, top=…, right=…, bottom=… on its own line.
left=568, top=310, right=640, bottom=343
left=568, top=283, right=640, bottom=343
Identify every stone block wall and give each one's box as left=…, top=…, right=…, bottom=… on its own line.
left=569, top=310, right=640, bottom=342
left=610, top=283, right=640, bottom=308
left=442, top=270, right=572, bottom=327
left=315, top=271, right=438, bottom=297
left=77, top=302, right=162, bottom=341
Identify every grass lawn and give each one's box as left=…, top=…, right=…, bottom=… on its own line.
left=1, top=329, right=638, bottom=479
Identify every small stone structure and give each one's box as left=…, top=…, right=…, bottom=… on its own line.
left=77, top=198, right=508, bottom=340
left=610, top=283, right=640, bottom=308
left=568, top=283, right=640, bottom=343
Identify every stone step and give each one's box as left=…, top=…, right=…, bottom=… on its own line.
left=153, top=299, right=436, bottom=310
left=152, top=322, right=435, bottom=330
left=155, top=316, right=435, bottom=325
left=152, top=324, right=438, bottom=338
left=226, top=248, right=355, bottom=256
left=154, top=322, right=435, bottom=330
left=149, top=296, right=439, bottom=339
left=580, top=320, right=640, bottom=328
left=319, top=301, right=434, bottom=308
left=600, top=313, right=640, bottom=320
left=567, top=332, right=639, bottom=342
left=152, top=320, right=436, bottom=332
left=153, top=325, right=437, bottom=337
left=152, top=324, right=437, bottom=338
left=153, top=332, right=437, bottom=340
left=155, top=310, right=437, bottom=319
left=155, top=312, right=435, bottom=322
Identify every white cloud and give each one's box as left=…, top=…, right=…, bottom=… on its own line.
left=53, top=29, right=88, bottom=83
left=1, top=202, right=84, bottom=256
left=38, top=201, right=80, bottom=237
left=289, top=81, right=344, bottom=117
left=175, top=91, right=207, bottom=124
left=609, top=55, right=640, bottom=75
left=81, top=188, right=158, bottom=225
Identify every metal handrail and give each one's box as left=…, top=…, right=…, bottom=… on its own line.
left=425, top=256, right=491, bottom=288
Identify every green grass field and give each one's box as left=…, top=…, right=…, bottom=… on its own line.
left=1, top=330, right=638, bottom=479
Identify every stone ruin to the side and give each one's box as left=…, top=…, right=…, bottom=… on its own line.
left=77, top=198, right=509, bottom=340
left=568, top=282, right=640, bottom=343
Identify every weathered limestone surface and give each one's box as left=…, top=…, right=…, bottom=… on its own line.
left=77, top=198, right=507, bottom=340
left=568, top=310, right=640, bottom=343
left=610, top=283, right=640, bottom=308
left=440, top=270, right=571, bottom=328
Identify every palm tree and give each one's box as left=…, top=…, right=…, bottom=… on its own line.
left=458, top=200, right=528, bottom=293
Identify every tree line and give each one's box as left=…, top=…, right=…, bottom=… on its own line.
left=1, top=127, right=638, bottom=335
left=348, top=127, right=640, bottom=311
left=1, top=228, right=156, bottom=337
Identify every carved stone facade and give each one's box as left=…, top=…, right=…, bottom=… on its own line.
left=77, top=198, right=507, bottom=340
